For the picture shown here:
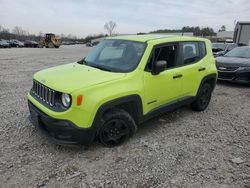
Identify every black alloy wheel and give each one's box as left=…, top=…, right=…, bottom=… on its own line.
left=98, top=109, right=137, bottom=147
left=100, top=119, right=130, bottom=147
left=191, top=83, right=212, bottom=111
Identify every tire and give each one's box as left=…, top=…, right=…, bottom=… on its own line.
left=48, top=42, right=55, bottom=48
left=98, top=108, right=137, bottom=147
left=191, top=83, right=212, bottom=111
left=38, top=44, right=44, bottom=48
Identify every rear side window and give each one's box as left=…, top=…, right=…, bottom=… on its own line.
left=181, top=41, right=206, bottom=65
left=199, top=42, right=206, bottom=57
left=182, top=42, right=200, bottom=64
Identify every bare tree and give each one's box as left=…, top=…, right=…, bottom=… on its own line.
left=12, top=26, right=24, bottom=36
left=38, top=31, right=44, bottom=37
left=60, top=33, right=65, bottom=39
left=67, top=34, right=73, bottom=39
left=104, top=21, right=117, bottom=36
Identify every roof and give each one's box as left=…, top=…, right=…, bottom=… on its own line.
left=217, top=31, right=234, bottom=38
left=107, top=34, right=203, bottom=43
left=237, top=21, right=250, bottom=25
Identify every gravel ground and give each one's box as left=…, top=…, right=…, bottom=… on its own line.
left=0, top=45, right=249, bottom=188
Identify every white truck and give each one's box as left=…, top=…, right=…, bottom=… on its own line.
left=233, top=21, right=250, bottom=46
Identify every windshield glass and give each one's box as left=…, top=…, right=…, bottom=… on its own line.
left=84, top=39, right=146, bottom=72
left=212, top=43, right=226, bottom=50
left=224, top=47, right=250, bottom=58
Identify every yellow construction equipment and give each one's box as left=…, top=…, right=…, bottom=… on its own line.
left=39, top=33, right=61, bottom=48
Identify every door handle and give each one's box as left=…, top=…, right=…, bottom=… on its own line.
left=198, top=67, right=206, bottom=72
left=173, top=74, right=183, bottom=79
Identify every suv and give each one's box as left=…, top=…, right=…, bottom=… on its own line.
left=27, top=35, right=217, bottom=147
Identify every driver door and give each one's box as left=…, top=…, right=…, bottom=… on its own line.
left=144, top=43, right=183, bottom=113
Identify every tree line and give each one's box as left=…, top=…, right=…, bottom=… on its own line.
left=0, top=24, right=106, bottom=43
left=0, top=22, right=227, bottom=43
left=149, top=26, right=218, bottom=36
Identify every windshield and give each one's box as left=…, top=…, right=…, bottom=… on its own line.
left=84, top=39, right=146, bottom=72
left=212, top=43, right=226, bottom=50
left=224, top=47, right=250, bottom=58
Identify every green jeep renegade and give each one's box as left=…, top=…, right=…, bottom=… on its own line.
left=27, top=35, right=217, bottom=147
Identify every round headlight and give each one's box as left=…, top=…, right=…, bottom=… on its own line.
left=61, top=93, right=71, bottom=108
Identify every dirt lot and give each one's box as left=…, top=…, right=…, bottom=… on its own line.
left=0, top=45, right=249, bottom=188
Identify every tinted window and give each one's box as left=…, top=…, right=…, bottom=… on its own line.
left=182, top=42, right=200, bottom=64
left=199, top=42, right=206, bottom=57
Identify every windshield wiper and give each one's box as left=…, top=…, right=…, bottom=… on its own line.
left=77, top=59, right=112, bottom=71
left=77, top=58, right=88, bottom=65
left=90, top=64, right=112, bottom=72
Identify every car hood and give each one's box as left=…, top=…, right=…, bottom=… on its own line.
left=34, top=63, right=126, bottom=93
left=216, top=56, right=250, bottom=67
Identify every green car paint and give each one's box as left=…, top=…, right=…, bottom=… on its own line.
left=27, top=35, right=217, bottom=144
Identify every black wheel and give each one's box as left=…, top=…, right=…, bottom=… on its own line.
left=191, top=83, right=212, bottom=111
left=48, top=42, right=54, bottom=48
left=38, top=43, right=44, bottom=48
left=98, top=109, right=137, bottom=147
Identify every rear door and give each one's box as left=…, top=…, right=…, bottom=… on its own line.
left=177, top=41, right=207, bottom=97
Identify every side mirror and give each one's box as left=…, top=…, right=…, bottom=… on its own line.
left=152, top=60, right=167, bottom=75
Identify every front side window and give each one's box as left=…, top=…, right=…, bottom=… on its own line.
left=147, top=44, right=178, bottom=71
left=84, top=39, right=146, bottom=72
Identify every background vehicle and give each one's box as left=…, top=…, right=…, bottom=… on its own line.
left=24, top=40, right=39, bottom=48
left=39, top=33, right=61, bottom=48
left=212, top=42, right=238, bottom=57
left=27, top=35, right=217, bottom=147
left=7, top=39, right=24, bottom=47
left=86, top=42, right=93, bottom=47
left=0, top=39, right=11, bottom=48
left=216, top=46, right=250, bottom=83
left=234, top=21, right=250, bottom=46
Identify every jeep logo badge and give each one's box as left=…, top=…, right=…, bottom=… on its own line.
left=41, top=79, right=46, bottom=83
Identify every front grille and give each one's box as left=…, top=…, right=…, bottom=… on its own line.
left=32, top=80, right=55, bottom=106
left=218, top=72, right=235, bottom=80
left=217, top=66, right=239, bottom=72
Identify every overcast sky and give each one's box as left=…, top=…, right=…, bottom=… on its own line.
left=0, top=0, right=249, bottom=37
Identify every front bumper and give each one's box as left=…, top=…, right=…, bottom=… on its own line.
left=217, top=69, right=250, bottom=83
left=28, top=101, right=97, bottom=145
